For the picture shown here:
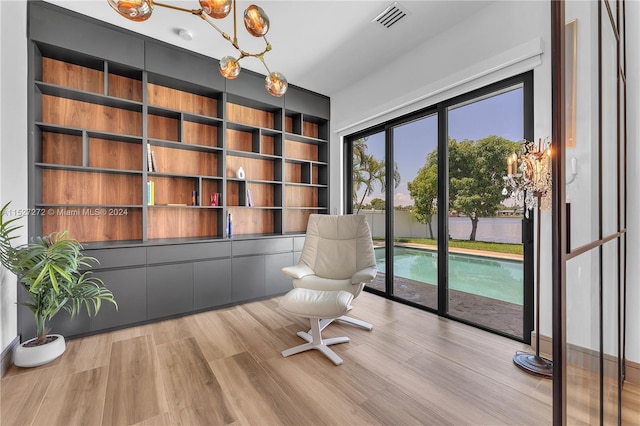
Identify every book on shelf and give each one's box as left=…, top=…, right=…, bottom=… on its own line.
left=147, top=143, right=158, bottom=172
left=147, top=143, right=153, bottom=172
left=246, top=188, right=253, bottom=207
left=147, top=180, right=155, bottom=205
left=150, top=150, right=158, bottom=172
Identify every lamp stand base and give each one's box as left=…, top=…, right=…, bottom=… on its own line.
left=513, top=351, right=553, bottom=378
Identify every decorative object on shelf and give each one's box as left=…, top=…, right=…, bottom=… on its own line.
left=147, top=180, right=155, bottom=205
left=0, top=202, right=117, bottom=367
left=227, top=212, right=233, bottom=238
left=210, top=192, right=220, bottom=206
left=192, top=190, right=198, bottom=206
left=502, top=138, right=553, bottom=378
left=246, top=188, right=253, bottom=207
left=106, top=0, right=288, bottom=97
left=236, top=166, right=246, bottom=179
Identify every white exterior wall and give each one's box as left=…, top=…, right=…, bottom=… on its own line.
left=358, top=210, right=437, bottom=240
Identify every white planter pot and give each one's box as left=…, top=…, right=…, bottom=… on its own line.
left=14, top=334, right=66, bottom=368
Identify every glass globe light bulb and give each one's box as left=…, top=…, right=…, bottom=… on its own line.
left=219, top=56, right=241, bottom=79
left=107, top=0, right=154, bottom=22
left=265, top=72, right=287, bottom=97
left=200, top=0, right=232, bottom=19
left=244, top=5, right=270, bottom=37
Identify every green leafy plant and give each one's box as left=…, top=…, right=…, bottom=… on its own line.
left=0, top=202, right=117, bottom=345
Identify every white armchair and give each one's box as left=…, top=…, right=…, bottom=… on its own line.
left=282, top=214, right=377, bottom=335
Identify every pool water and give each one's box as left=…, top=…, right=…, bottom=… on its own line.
left=374, top=247, right=523, bottom=305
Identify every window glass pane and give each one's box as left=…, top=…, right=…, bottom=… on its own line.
left=392, top=114, right=438, bottom=309
left=566, top=250, right=601, bottom=425
left=446, top=86, right=526, bottom=339
left=351, top=131, right=386, bottom=292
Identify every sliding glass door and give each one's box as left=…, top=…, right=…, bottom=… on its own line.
left=391, top=114, right=439, bottom=310
left=445, top=87, right=530, bottom=337
left=346, top=73, right=533, bottom=342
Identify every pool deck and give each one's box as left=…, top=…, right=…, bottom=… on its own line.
left=370, top=242, right=525, bottom=338
left=374, top=241, right=523, bottom=261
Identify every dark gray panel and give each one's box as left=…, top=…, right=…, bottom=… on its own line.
left=265, top=252, right=294, bottom=296
left=147, top=241, right=231, bottom=264
left=145, top=41, right=225, bottom=91
left=193, top=259, right=232, bottom=310
left=28, top=2, right=144, bottom=68
left=91, top=268, right=147, bottom=331
left=226, top=70, right=285, bottom=108
left=232, top=256, right=265, bottom=302
left=232, top=238, right=292, bottom=256
left=284, top=86, right=330, bottom=119
left=293, top=237, right=306, bottom=251
left=147, top=263, right=193, bottom=319
left=83, top=247, right=146, bottom=270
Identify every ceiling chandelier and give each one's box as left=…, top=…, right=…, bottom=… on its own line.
left=106, top=0, right=288, bottom=97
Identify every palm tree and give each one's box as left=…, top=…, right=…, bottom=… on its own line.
left=352, top=138, right=400, bottom=214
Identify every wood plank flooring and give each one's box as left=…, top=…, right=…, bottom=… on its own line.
left=0, top=292, right=637, bottom=425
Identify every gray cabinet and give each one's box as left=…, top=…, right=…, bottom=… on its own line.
left=194, top=259, right=232, bottom=310
left=232, top=256, right=266, bottom=302
left=147, top=263, right=194, bottom=320
left=265, top=252, right=294, bottom=296
left=91, top=268, right=147, bottom=331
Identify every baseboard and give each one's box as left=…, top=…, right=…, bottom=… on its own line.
left=626, top=360, right=640, bottom=385
left=532, top=332, right=639, bottom=385
left=1, top=336, right=20, bottom=378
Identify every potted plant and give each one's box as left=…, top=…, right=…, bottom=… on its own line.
left=0, top=202, right=117, bottom=367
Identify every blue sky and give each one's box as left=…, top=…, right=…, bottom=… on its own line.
left=356, top=88, right=524, bottom=207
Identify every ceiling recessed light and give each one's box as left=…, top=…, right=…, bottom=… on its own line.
left=178, top=29, right=192, bottom=41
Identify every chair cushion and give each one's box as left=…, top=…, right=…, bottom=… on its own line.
left=293, top=275, right=356, bottom=295
left=299, top=215, right=376, bottom=280
left=279, top=288, right=353, bottom=319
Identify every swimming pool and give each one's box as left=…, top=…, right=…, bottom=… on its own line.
left=374, top=246, right=523, bottom=305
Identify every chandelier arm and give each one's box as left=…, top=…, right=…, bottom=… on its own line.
left=232, top=0, right=238, bottom=46
left=151, top=1, right=201, bottom=15
left=199, top=13, right=234, bottom=43
left=199, top=13, right=270, bottom=59
left=257, top=55, right=271, bottom=75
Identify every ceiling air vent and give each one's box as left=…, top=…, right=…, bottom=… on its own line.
left=372, top=2, right=409, bottom=29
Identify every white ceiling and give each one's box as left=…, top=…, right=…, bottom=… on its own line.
left=43, top=0, right=495, bottom=96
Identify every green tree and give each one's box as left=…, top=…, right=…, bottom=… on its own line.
left=449, top=135, right=519, bottom=240
left=352, top=138, right=400, bottom=214
left=407, top=149, right=438, bottom=238
left=369, top=198, right=385, bottom=210
left=408, top=136, right=519, bottom=241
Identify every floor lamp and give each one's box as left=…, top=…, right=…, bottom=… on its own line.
left=503, top=138, right=553, bottom=378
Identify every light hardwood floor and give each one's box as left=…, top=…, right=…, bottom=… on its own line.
left=1, top=292, right=637, bottom=425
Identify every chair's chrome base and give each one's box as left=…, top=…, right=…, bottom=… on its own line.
left=282, top=317, right=350, bottom=365
left=305, top=311, right=373, bottom=336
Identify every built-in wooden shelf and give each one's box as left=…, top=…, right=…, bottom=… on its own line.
left=32, top=39, right=328, bottom=245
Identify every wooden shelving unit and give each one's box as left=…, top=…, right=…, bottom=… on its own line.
left=31, top=41, right=329, bottom=245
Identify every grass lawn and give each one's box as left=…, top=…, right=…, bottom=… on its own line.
left=376, top=237, right=524, bottom=256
